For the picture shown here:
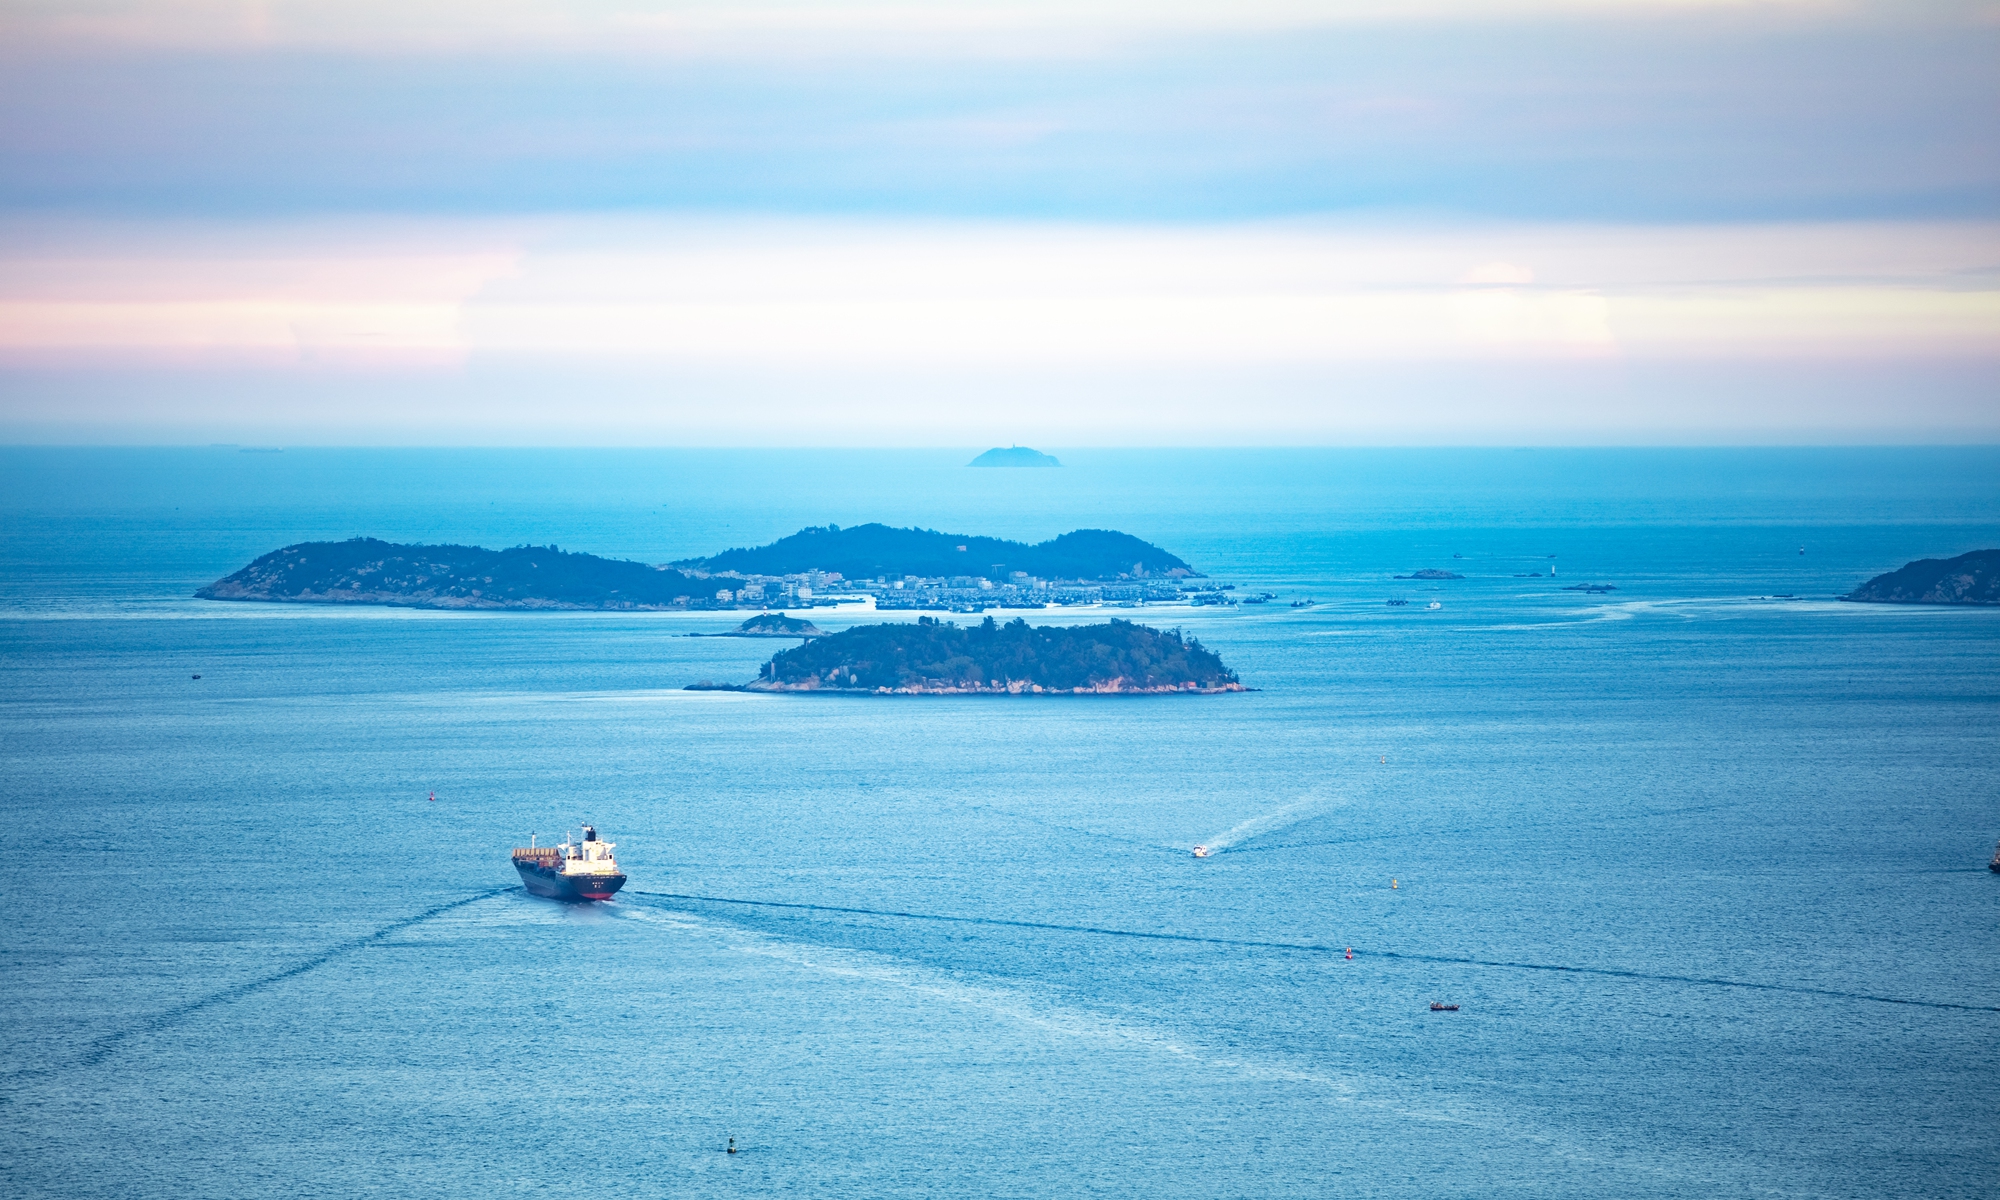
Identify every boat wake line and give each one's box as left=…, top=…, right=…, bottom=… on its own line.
left=49, top=885, right=519, bottom=1075
left=626, top=890, right=1999, bottom=1014
left=1193, top=795, right=1337, bottom=856
left=1228, top=801, right=1739, bottom=857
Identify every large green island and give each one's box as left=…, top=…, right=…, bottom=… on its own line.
left=196, top=538, right=707, bottom=609
left=734, top=616, right=1246, bottom=694
left=677, top=523, right=1192, bottom=581
left=196, top=524, right=1214, bottom=612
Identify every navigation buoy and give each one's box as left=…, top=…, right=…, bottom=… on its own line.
left=1391, top=879, right=1398, bottom=889
left=727, top=1138, right=737, bottom=1155
left=1345, top=947, right=1353, bottom=960
left=429, top=791, right=435, bottom=803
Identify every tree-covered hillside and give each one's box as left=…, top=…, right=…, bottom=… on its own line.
left=679, top=523, right=1194, bottom=581
left=196, top=538, right=705, bottom=608
left=752, top=616, right=1241, bottom=693
left=1845, top=548, right=1999, bottom=605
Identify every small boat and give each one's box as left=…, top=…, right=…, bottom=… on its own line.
left=1290, top=597, right=1316, bottom=608
left=1989, top=839, right=2000, bottom=873
left=1386, top=599, right=1408, bottom=607
left=1429, top=1002, right=1459, bottom=1012
left=1192, top=845, right=1210, bottom=858
left=1427, top=601, right=1442, bottom=610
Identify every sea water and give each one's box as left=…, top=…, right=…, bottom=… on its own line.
left=1, top=447, right=1996, bottom=1199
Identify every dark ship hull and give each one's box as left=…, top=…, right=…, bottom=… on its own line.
left=515, top=860, right=626, bottom=901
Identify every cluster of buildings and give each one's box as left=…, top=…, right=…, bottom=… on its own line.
left=666, top=567, right=1238, bottom=612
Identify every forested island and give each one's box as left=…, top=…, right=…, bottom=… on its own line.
left=195, top=538, right=707, bottom=609
left=1845, top=549, right=1999, bottom=605
left=196, top=524, right=1217, bottom=612
left=677, top=523, right=1192, bottom=581
left=734, top=616, right=1245, bottom=694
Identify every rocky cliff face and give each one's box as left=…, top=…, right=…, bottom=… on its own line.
left=1845, top=549, right=1999, bottom=605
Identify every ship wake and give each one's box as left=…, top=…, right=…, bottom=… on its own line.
left=1194, top=795, right=1339, bottom=855
left=58, top=886, right=516, bottom=1073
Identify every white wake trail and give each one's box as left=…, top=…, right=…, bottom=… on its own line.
left=1196, top=794, right=1338, bottom=854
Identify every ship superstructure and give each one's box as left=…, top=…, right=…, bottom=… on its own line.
left=512, top=825, right=627, bottom=901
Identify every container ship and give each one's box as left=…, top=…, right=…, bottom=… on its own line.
left=512, top=825, right=626, bottom=900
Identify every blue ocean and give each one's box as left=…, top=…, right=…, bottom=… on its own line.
left=2, top=446, right=1996, bottom=1199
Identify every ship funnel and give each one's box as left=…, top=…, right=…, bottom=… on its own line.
left=582, top=825, right=597, bottom=841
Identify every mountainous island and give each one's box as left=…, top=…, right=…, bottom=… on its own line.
left=969, top=445, right=1061, bottom=467
left=195, top=538, right=707, bottom=609
left=1844, top=549, right=1999, bottom=605
left=676, top=523, right=1193, bottom=582
left=732, top=616, right=1244, bottom=694
left=1395, top=569, right=1463, bottom=580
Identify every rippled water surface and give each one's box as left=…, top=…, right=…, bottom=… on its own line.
left=2, top=447, right=1997, bottom=1198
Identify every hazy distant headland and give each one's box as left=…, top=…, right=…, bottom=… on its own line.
left=969, top=445, right=1061, bottom=467
left=195, top=525, right=1233, bottom=612
left=727, top=616, right=1245, bottom=694
left=1844, top=549, right=1999, bottom=605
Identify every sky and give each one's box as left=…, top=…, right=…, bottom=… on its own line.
left=0, top=0, right=1995, bottom=444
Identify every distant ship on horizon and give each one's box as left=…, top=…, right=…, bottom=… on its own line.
left=513, top=825, right=626, bottom=900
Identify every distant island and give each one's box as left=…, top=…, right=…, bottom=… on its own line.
left=708, top=614, right=825, bottom=637
left=195, top=527, right=1226, bottom=613
left=1395, top=569, right=1463, bottom=580
left=1844, top=549, right=1999, bottom=605
left=969, top=446, right=1061, bottom=467
left=677, top=523, right=1194, bottom=583
left=196, top=538, right=708, bottom=609
left=729, top=616, right=1245, bottom=694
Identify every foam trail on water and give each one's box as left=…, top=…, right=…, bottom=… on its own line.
left=1197, top=795, right=1336, bottom=854
left=38, top=886, right=517, bottom=1077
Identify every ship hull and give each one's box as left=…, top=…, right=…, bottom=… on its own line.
left=514, top=861, right=626, bottom=901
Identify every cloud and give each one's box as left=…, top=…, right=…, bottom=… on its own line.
left=1, top=215, right=1993, bottom=442
left=2, top=4, right=1994, bottom=222
left=3, top=2, right=1944, bottom=56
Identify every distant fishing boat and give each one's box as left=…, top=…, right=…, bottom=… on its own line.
left=1430, top=1002, right=1459, bottom=1012
left=1989, top=839, right=2000, bottom=873
left=1290, top=597, right=1315, bottom=608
